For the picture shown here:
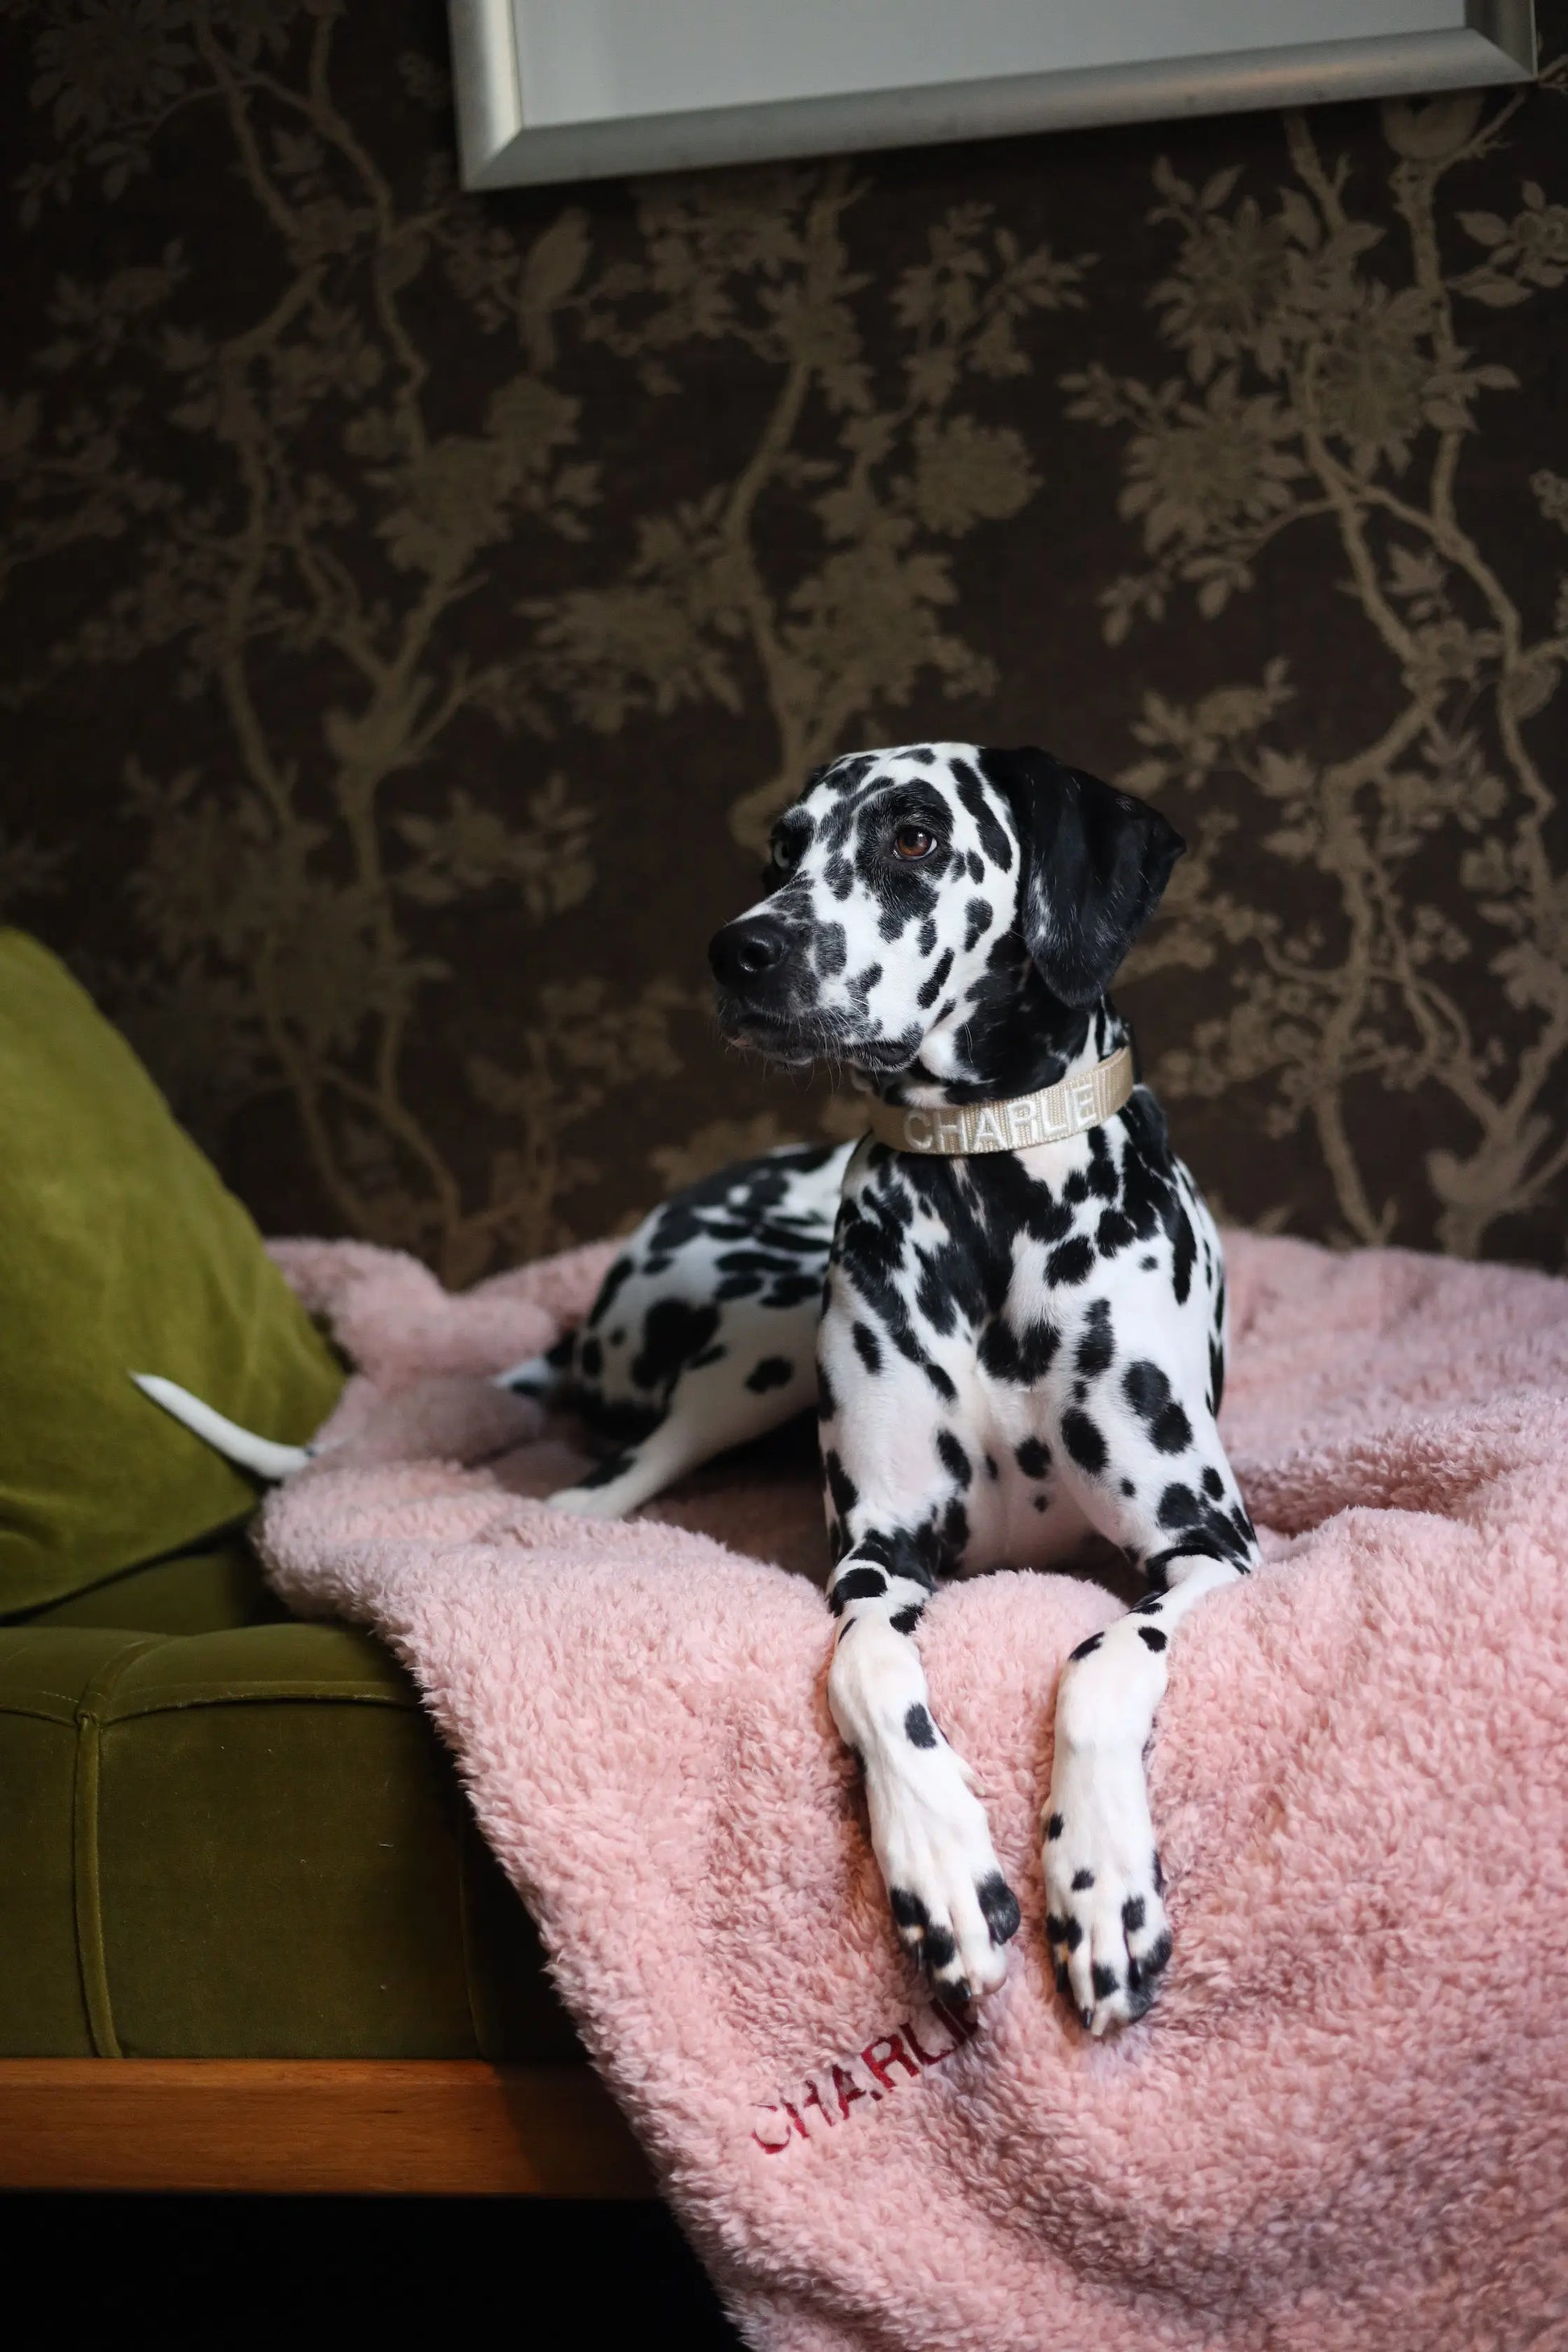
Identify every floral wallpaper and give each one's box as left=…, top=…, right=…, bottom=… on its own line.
left=2, top=2, right=1565, bottom=1280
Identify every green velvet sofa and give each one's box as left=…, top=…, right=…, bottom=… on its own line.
left=0, top=933, right=644, bottom=2192
left=0, top=1537, right=579, bottom=2065
left=0, top=1537, right=652, bottom=2196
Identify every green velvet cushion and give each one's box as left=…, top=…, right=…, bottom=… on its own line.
left=0, top=1620, right=580, bottom=2060
left=0, top=929, right=345, bottom=1616
left=12, top=1534, right=289, bottom=1633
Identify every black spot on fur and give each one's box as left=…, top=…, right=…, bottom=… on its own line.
left=1047, top=1237, right=1094, bottom=1287
left=905, top=1703, right=938, bottom=1749
left=1158, top=1482, right=1200, bottom=1531
left=1014, top=1436, right=1051, bottom=1479
left=978, top=1874, right=1021, bottom=1946
left=916, top=948, right=954, bottom=1010
left=1203, top=1465, right=1225, bottom=1499
left=1075, top=1300, right=1114, bottom=1379
left=586, top=1255, right=634, bottom=1329
left=745, top=1355, right=794, bottom=1393
left=1152, top=1402, right=1193, bottom=1454
left=824, top=1450, right=859, bottom=1520
left=935, top=1429, right=972, bottom=1487
left=963, top=897, right=993, bottom=951
left=829, top=1566, right=887, bottom=1616
left=579, top=1336, right=603, bottom=1379
left=852, top=1320, right=882, bottom=1375
left=1169, top=1205, right=1196, bottom=1304
left=1071, top=1868, right=1094, bottom=1891
left=1122, top=1896, right=1146, bottom=1934
left=1139, top=1626, right=1168, bottom=1652
left=1046, top=1813, right=1064, bottom=1840
left=978, top=1317, right=1060, bottom=1385
left=890, top=1604, right=923, bottom=1636
left=1062, top=1408, right=1107, bottom=1475
left=950, top=761, right=1014, bottom=870
left=1069, top=1632, right=1102, bottom=1662
left=1090, top=1963, right=1119, bottom=2001
left=923, top=1926, right=957, bottom=1970
left=630, top=1300, right=720, bottom=1398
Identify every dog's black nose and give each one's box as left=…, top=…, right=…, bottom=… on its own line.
left=709, top=918, right=788, bottom=989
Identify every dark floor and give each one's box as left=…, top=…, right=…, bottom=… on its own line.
left=2, top=2193, right=747, bottom=2345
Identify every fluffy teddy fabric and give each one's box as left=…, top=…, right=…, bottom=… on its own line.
left=260, top=1232, right=1567, bottom=2350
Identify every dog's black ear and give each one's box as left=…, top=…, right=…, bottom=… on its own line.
left=979, top=746, right=1184, bottom=1008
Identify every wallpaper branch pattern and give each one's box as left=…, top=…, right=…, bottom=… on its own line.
left=2, top=2, right=1565, bottom=1275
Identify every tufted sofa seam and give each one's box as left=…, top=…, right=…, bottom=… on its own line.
left=72, top=1636, right=164, bottom=2058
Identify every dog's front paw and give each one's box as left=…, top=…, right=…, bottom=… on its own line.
left=866, top=1737, right=1021, bottom=2009
left=1043, top=1745, right=1171, bottom=2037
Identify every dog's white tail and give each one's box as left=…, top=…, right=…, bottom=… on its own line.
left=131, top=1373, right=313, bottom=1481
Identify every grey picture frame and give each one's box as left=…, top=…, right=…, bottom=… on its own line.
left=449, top=0, right=1536, bottom=193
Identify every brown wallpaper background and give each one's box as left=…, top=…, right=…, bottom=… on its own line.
left=2, top=2, right=1565, bottom=1281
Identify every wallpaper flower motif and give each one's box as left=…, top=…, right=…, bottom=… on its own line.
left=2, top=1, right=1564, bottom=1275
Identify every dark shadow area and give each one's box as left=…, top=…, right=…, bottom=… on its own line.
left=3, top=2192, right=745, bottom=2347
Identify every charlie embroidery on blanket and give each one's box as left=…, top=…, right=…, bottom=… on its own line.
left=259, top=1230, right=1568, bottom=2352
left=753, top=1998, right=977, bottom=2155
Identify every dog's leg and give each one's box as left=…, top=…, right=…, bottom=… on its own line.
left=1043, top=1550, right=1242, bottom=2037
left=544, top=1344, right=816, bottom=1518
left=1042, top=1367, right=1260, bottom=2037
left=826, top=1545, right=1021, bottom=2008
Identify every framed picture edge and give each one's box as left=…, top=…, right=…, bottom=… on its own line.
left=449, top=0, right=1536, bottom=193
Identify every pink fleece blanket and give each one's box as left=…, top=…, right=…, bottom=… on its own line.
left=259, top=1231, right=1568, bottom=2350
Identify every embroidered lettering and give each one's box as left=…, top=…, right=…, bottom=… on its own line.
left=754, top=2005, right=976, bottom=2154
left=861, top=2031, right=921, bottom=2090
left=972, top=1106, right=1006, bottom=1151
left=1007, top=1097, right=1038, bottom=1147
left=798, top=2077, right=837, bottom=2130
left=902, top=1109, right=933, bottom=1150
left=832, top=2060, right=872, bottom=2118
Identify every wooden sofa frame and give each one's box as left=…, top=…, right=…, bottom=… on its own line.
left=0, top=2060, right=653, bottom=2196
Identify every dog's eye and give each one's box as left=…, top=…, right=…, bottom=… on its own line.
left=771, top=839, right=796, bottom=872
left=893, top=825, right=935, bottom=861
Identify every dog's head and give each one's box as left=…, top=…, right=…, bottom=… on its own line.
left=709, top=743, right=1184, bottom=1085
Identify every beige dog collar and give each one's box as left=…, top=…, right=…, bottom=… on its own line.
left=865, top=1043, right=1135, bottom=1156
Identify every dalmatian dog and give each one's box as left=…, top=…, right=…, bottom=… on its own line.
left=499, top=741, right=1261, bottom=2039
